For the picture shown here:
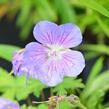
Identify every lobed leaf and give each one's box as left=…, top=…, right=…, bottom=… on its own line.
left=0, top=68, right=45, bottom=101
left=53, top=77, right=84, bottom=95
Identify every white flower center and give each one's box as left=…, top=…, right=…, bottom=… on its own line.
left=47, top=45, right=66, bottom=60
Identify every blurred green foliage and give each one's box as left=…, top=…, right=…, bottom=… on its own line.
left=0, top=0, right=109, bottom=40
left=0, top=0, right=109, bottom=109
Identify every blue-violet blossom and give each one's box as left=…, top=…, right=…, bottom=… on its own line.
left=12, top=21, right=85, bottom=86
left=0, top=98, right=20, bottom=109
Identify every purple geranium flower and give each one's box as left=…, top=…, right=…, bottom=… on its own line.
left=12, top=50, right=38, bottom=79
left=12, top=21, right=85, bottom=86
left=0, top=98, right=20, bottom=109
left=12, top=50, right=24, bottom=76
left=22, top=21, right=85, bottom=86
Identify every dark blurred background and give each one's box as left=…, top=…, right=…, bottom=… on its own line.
left=0, top=17, right=35, bottom=72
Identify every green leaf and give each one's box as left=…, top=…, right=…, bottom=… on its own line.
left=82, top=71, right=109, bottom=109
left=0, top=44, right=20, bottom=61
left=17, top=0, right=32, bottom=27
left=54, top=0, right=76, bottom=23
left=79, top=44, right=109, bottom=55
left=77, top=14, right=95, bottom=32
left=33, top=83, right=45, bottom=97
left=81, top=57, right=103, bottom=100
left=16, top=0, right=33, bottom=40
left=0, top=68, right=45, bottom=101
left=86, top=89, right=105, bottom=109
left=20, top=18, right=33, bottom=40
left=95, top=15, right=109, bottom=38
left=79, top=0, right=109, bottom=17
left=0, top=68, right=16, bottom=100
left=15, top=77, right=45, bottom=100
left=86, top=57, right=103, bottom=87
left=35, top=0, right=56, bottom=21
left=37, top=104, right=48, bottom=109
left=21, top=104, right=27, bottom=109
left=0, top=68, right=15, bottom=89
left=84, top=52, right=99, bottom=60
left=53, top=77, right=84, bottom=95
left=28, top=106, right=38, bottom=109
left=87, top=71, right=109, bottom=96
left=55, top=99, right=72, bottom=109
left=2, top=88, right=16, bottom=100
left=82, top=70, right=109, bottom=100
left=21, top=105, right=37, bottom=109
